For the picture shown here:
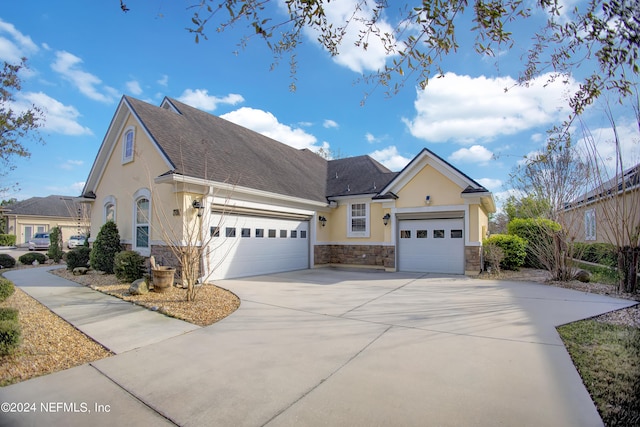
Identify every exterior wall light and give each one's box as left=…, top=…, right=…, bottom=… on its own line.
left=319, top=216, right=327, bottom=227
left=192, top=199, right=205, bottom=217
left=382, top=213, right=391, bottom=226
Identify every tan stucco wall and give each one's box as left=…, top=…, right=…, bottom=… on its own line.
left=315, top=201, right=389, bottom=243
left=467, top=204, right=489, bottom=244
left=395, top=165, right=465, bottom=208
left=6, top=215, right=85, bottom=245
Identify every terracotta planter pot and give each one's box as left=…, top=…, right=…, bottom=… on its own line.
left=152, top=267, right=176, bottom=293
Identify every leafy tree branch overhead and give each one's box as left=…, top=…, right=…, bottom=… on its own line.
left=119, top=0, right=638, bottom=114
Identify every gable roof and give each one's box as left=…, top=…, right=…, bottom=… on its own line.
left=566, top=163, right=640, bottom=209
left=327, top=155, right=398, bottom=197
left=3, top=195, right=78, bottom=218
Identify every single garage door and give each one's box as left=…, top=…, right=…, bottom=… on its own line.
left=398, top=218, right=464, bottom=274
left=207, top=214, right=310, bottom=279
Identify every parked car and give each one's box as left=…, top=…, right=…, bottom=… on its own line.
left=28, top=233, right=50, bottom=251
left=67, top=235, right=87, bottom=249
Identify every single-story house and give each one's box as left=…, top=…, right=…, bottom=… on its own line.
left=79, top=96, right=495, bottom=280
left=565, top=163, right=639, bottom=246
left=2, top=195, right=89, bottom=246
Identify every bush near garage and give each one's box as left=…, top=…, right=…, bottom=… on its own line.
left=90, top=221, right=122, bottom=274
left=507, top=218, right=561, bottom=268
left=0, top=254, right=16, bottom=269
left=66, top=247, right=91, bottom=271
left=18, top=252, right=47, bottom=265
left=114, top=250, right=146, bottom=283
left=0, top=234, right=16, bottom=246
left=483, top=234, right=527, bottom=271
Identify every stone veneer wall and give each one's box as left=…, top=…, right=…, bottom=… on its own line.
left=315, top=244, right=395, bottom=269
left=464, top=246, right=483, bottom=273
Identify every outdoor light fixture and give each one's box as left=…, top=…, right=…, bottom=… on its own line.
left=319, top=216, right=327, bottom=227
left=192, top=199, right=205, bottom=217
left=382, top=213, right=391, bottom=226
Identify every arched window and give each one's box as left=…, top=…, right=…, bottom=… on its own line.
left=133, top=189, right=151, bottom=255
left=122, top=127, right=135, bottom=163
left=103, top=196, right=116, bottom=223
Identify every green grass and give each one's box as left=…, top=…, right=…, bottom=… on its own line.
left=574, top=261, right=621, bottom=286
left=558, top=319, right=640, bottom=426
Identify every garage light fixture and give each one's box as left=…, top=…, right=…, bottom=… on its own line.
left=382, top=213, right=391, bottom=226
left=192, top=199, right=205, bottom=217
left=318, top=216, right=327, bottom=227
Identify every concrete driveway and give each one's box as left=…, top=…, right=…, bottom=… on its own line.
left=1, top=268, right=635, bottom=426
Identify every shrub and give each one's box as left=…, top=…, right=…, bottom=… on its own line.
left=66, top=247, right=91, bottom=271
left=0, top=320, right=21, bottom=356
left=90, top=221, right=122, bottom=274
left=0, top=254, right=16, bottom=269
left=483, top=242, right=505, bottom=273
left=508, top=218, right=561, bottom=268
left=0, top=234, right=16, bottom=246
left=483, top=234, right=527, bottom=270
left=0, top=307, right=18, bottom=322
left=47, top=226, right=64, bottom=263
left=574, top=242, right=617, bottom=267
left=0, top=277, right=15, bottom=302
left=18, top=252, right=47, bottom=265
left=114, top=250, right=146, bottom=283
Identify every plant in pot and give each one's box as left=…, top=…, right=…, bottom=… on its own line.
left=150, top=256, right=176, bottom=293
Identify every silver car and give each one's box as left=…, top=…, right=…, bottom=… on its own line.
left=28, top=233, right=50, bottom=251
left=67, top=235, right=87, bottom=249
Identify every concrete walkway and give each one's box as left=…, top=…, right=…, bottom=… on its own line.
left=0, top=267, right=636, bottom=426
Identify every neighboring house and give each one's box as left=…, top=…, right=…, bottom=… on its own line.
left=79, top=96, right=495, bottom=280
left=2, top=195, right=89, bottom=247
left=565, top=164, right=640, bottom=246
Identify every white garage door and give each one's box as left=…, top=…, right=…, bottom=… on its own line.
left=207, top=214, right=310, bottom=280
left=398, top=218, right=464, bottom=274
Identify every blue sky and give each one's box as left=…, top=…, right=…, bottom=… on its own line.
left=1, top=1, right=638, bottom=207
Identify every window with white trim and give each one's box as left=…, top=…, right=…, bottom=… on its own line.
left=347, top=202, right=369, bottom=237
left=585, top=208, right=596, bottom=241
left=122, top=127, right=135, bottom=163
left=133, top=189, right=151, bottom=255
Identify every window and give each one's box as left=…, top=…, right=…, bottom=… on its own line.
left=433, top=230, right=444, bottom=238
left=400, top=230, right=411, bottom=238
left=451, top=230, right=463, bottom=238
left=417, top=230, right=428, bottom=238
left=300, top=230, right=307, bottom=238
left=226, top=227, right=236, bottom=237
left=268, top=229, right=276, bottom=238
left=133, top=191, right=150, bottom=254
left=256, top=229, right=264, bottom=238
left=103, top=195, right=116, bottom=223
left=585, top=209, right=596, bottom=241
left=291, top=230, right=297, bottom=238
left=210, top=226, right=220, bottom=237
left=348, top=202, right=369, bottom=237
left=241, top=228, right=251, bottom=238
left=122, top=127, right=135, bottom=163
left=280, top=230, right=287, bottom=238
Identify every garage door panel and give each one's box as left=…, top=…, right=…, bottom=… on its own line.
left=208, top=215, right=309, bottom=279
left=398, top=218, right=464, bottom=274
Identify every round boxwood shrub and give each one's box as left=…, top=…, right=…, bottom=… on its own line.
left=507, top=218, right=561, bottom=268
left=0, top=307, right=18, bottom=322
left=18, top=252, right=47, bottom=265
left=0, top=319, right=21, bottom=356
left=483, top=234, right=527, bottom=270
left=0, top=278, right=14, bottom=302
left=0, top=253, right=16, bottom=269
left=114, top=250, right=146, bottom=283
left=90, top=221, right=122, bottom=274
left=66, top=247, right=91, bottom=271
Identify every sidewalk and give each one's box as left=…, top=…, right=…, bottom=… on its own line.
left=2, top=266, right=199, bottom=354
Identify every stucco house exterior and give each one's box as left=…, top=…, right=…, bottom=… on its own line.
left=79, top=96, right=495, bottom=280
left=2, top=195, right=89, bottom=247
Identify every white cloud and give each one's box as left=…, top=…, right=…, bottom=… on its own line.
left=15, top=91, right=92, bottom=136
left=178, top=89, right=244, bottom=111
left=403, top=72, right=580, bottom=144
left=323, top=119, right=338, bottom=129
left=157, top=74, right=169, bottom=86
left=126, top=80, right=143, bottom=96
left=575, top=117, right=640, bottom=172
left=365, top=132, right=379, bottom=144
left=221, top=107, right=323, bottom=151
left=51, top=51, right=117, bottom=103
left=60, top=160, right=84, bottom=170
left=369, top=146, right=411, bottom=171
left=449, top=145, right=494, bottom=165
left=0, top=19, right=38, bottom=63
left=476, top=178, right=503, bottom=191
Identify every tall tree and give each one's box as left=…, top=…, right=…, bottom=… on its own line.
left=0, top=58, right=44, bottom=193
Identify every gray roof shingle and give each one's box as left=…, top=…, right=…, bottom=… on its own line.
left=4, top=195, right=79, bottom=218
left=326, top=156, right=397, bottom=197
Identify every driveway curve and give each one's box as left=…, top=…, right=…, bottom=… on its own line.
left=1, top=268, right=635, bottom=426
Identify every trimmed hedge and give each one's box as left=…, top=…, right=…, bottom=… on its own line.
left=0, top=307, right=18, bottom=322
left=575, top=242, right=618, bottom=268
left=18, top=252, right=47, bottom=265
left=0, top=319, right=21, bottom=356
left=66, top=247, right=91, bottom=271
left=507, top=218, right=561, bottom=268
left=483, top=234, right=527, bottom=270
left=0, top=277, right=14, bottom=302
left=0, top=253, right=16, bottom=269
left=90, top=221, right=122, bottom=274
left=47, top=226, right=64, bottom=263
left=0, top=234, right=16, bottom=246
left=114, top=250, right=146, bottom=283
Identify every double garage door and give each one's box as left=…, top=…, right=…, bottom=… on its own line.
left=207, top=214, right=310, bottom=280
left=398, top=218, right=464, bottom=274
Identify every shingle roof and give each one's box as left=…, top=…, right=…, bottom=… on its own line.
left=125, top=96, right=329, bottom=203
left=327, top=156, right=398, bottom=197
left=4, top=195, right=79, bottom=218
